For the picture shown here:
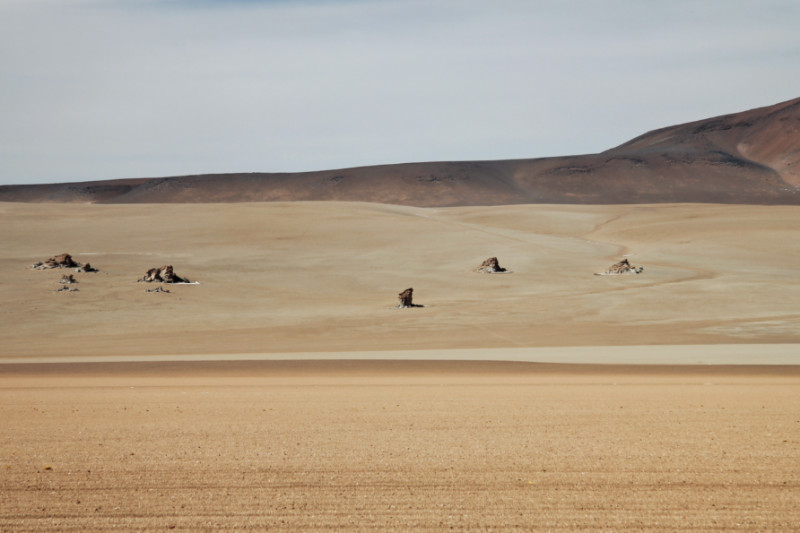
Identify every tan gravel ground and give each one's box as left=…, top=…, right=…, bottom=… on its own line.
left=2, top=361, right=799, bottom=532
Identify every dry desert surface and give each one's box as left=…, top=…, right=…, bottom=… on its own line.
left=2, top=362, right=799, bottom=532
left=1, top=201, right=799, bottom=531
left=2, top=201, right=800, bottom=357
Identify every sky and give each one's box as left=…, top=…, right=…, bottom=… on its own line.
left=0, top=0, right=798, bottom=185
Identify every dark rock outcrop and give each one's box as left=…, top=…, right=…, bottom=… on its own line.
left=32, top=253, right=99, bottom=272
left=138, top=265, right=190, bottom=283
left=596, top=258, right=644, bottom=276
left=33, top=253, right=79, bottom=270
left=477, top=257, right=507, bottom=273
left=398, top=287, right=423, bottom=308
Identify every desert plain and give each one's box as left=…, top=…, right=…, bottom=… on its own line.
left=1, top=201, right=799, bottom=531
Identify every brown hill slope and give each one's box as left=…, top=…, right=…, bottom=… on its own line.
left=1, top=97, right=798, bottom=206
left=608, top=96, right=800, bottom=186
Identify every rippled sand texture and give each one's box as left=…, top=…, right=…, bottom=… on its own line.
left=1, top=363, right=799, bottom=531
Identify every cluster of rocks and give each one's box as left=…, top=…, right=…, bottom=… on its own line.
left=32, top=253, right=193, bottom=294
left=32, top=253, right=77, bottom=269
left=397, top=257, right=510, bottom=308
left=33, top=253, right=96, bottom=272
left=35, top=251, right=645, bottom=305
left=398, top=256, right=645, bottom=308
left=30, top=254, right=96, bottom=293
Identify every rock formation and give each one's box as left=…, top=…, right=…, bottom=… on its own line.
left=56, top=286, right=78, bottom=292
left=32, top=253, right=99, bottom=272
left=397, top=287, right=423, bottom=308
left=596, top=258, right=644, bottom=276
left=477, top=257, right=507, bottom=273
left=138, top=265, right=190, bottom=283
left=59, top=274, right=77, bottom=284
left=33, top=253, right=79, bottom=270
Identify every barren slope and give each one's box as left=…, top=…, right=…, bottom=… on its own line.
left=610, top=96, right=800, bottom=186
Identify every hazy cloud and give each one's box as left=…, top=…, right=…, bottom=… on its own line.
left=1, top=0, right=798, bottom=184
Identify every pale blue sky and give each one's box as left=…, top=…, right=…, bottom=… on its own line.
left=1, top=0, right=798, bottom=185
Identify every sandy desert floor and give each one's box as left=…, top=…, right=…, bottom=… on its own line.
left=1, top=201, right=799, bottom=530
left=1, top=201, right=800, bottom=358
left=0, top=362, right=798, bottom=531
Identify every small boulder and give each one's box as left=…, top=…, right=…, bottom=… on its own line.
left=138, top=265, right=189, bottom=284
left=397, top=287, right=423, bottom=308
left=77, top=263, right=98, bottom=273
left=596, top=258, right=644, bottom=276
left=477, top=257, right=507, bottom=273
left=59, top=274, right=77, bottom=284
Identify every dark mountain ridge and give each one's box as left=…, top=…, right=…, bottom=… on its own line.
left=2, top=97, right=798, bottom=206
